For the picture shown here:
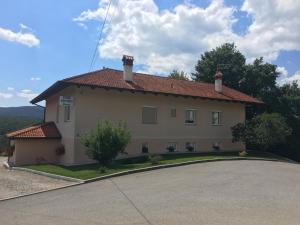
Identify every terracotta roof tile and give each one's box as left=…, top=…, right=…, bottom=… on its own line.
left=31, top=68, right=263, bottom=104
left=6, top=122, right=61, bottom=139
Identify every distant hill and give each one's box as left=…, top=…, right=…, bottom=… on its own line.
left=0, top=106, right=44, bottom=148
left=0, top=106, right=44, bottom=119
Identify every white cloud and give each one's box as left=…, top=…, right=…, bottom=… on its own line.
left=17, top=89, right=38, bottom=100
left=0, top=25, right=40, bottom=47
left=7, top=87, right=15, bottom=91
left=30, top=77, right=41, bottom=81
left=0, top=92, right=13, bottom=99
left=74, top=0, right=300, bottom=74
left=279, top=70, right=300, bottom=85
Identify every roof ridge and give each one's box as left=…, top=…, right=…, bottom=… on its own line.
left=61, top=68, right=107, bottom=82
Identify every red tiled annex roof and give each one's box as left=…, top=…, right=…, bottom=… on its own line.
left=31, top=68, right=263, bottom=104
left=6, top=122, right=61, bottom=139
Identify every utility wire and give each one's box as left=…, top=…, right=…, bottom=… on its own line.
left=89, top=0, right=113, bottom=72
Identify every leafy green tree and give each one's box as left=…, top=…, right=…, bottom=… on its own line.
left=81, top=120, right=131, bottom=166
left=193, top=43, right=245, bottom=90
left=240, top=57, right=279, bottom=98
left=169, top=70, right=189, bottom=80
left=232, top=113, right=292, bottom=151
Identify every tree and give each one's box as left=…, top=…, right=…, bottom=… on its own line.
left=193, top=43, right=246, bottom=90
left=81, top=120, right=131, bottom=166
left=231, top=113, right=292, bottom=151
left=241, top=57, right=278, bottom=97
left=169, top=70, right=189, bottom=80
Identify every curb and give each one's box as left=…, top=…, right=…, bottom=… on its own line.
left=1, top=157, right=297, bottom=202
left=10, top=166, right=83, bottom=183
left=84, top=157, right=295, bottom=183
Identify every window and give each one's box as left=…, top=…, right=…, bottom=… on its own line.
left=64, top=105, right=71, bottom=122
left=185, top=142, right=196, bottom=152
left=166, top=143, right=177, bottom=152
left=142, top=106, right=157, bottom=124
left=212, top=142, right=221, bottom=151
left=185, top=109, right=196, bottom=124
left=170, top=108, right=176, bottom=117
left=212, top=111, right=222, bottom=125
left=141, top=143, right=149, bottom=154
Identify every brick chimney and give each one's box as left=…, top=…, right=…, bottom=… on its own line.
left=215, top=70, right=223, bottom=93
left=122, top=55, right=134, bottom=82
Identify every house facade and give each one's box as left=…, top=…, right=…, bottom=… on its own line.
left=7, top=55, right=262, bottom=166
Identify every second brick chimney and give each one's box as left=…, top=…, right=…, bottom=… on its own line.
left=214, top=70, right=223, bottom=93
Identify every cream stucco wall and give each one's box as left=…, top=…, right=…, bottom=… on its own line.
left=43, top=85, right=246, bottom=165
left=72, top=87, right=245, bottom=164
left=9, top=139, right=61, bottom=166
left=45, top=87, right=76, bottom=165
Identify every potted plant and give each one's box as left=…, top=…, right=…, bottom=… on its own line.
left=166, top=145, right=175, bottom=153
left=142, top=145, right=149, bottom=154
left=186, top=144, right=194, bottom=152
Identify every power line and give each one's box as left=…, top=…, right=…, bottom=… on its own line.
left=89, top=0, right=113, bottom=72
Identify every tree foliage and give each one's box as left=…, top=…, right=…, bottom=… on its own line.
left=0, top=116, right=41, bottom=147
left=169, top=69, right=189, bottom=80
left=81, top=120, right=131, bottom=166
left=194, top=42, right=300, bottom=160
left=193, top=43, right=246, bottom=90
left=232, top=113, right=292, bottom=151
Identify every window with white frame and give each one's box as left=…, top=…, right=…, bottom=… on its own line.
left=185, top=109, right=196, bottom=124
left=142, top=106, right=157, bottom=124
left=185, top=142, right=196, bottom=152
left=64, top=105, right=71, bottom=122
left=212, top=111, right=222, bottom=125
left=166, top=142, right=177, bottom=152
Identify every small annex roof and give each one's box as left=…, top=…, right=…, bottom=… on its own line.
left=31, top=68, right=263, bottom=105
left=6, top=122, right=61, bottom=139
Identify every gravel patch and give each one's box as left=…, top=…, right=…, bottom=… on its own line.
left=0, top=157, right=75, bottom=199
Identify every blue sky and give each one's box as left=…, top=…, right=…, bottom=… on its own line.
left=0, top=0, right=299, bottom=107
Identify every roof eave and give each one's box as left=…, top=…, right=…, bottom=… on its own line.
left=30, top=81, right=69, bottom=104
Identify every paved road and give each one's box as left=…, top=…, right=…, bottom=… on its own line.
left=1, top=160, right=300, bottom=225
left=0, top=157, right=73, bottom=200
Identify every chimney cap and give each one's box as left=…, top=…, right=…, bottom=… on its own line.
left=215, top=71, right=223, bottom=80
left=122, top=55, right=134, bottom=66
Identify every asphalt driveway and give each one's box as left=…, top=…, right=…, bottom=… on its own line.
left=1, top=160, right=300, bottom=225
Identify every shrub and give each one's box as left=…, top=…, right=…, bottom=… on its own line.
left=98, top=166, right=107, bottom=173
left=117, top=155, right=149, bottom=164
left=81, top=120, right=131, bottom=166
left=232, top=113, right=292, bottom=151
left=149, top=154, right=162, bottom=165
left=166, top=145, right=175, bottom=152
left=239, top=150, right=248, bottom=157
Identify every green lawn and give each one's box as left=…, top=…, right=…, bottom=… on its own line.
left=25, top=151, right=290, bottom=180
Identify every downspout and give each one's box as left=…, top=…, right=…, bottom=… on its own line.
left=32, top=103, right=46, bottom=123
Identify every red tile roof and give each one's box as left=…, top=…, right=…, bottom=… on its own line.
left=6, top=122, right=61, bottom=139
left=31, top=68, right=263, bottom=104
